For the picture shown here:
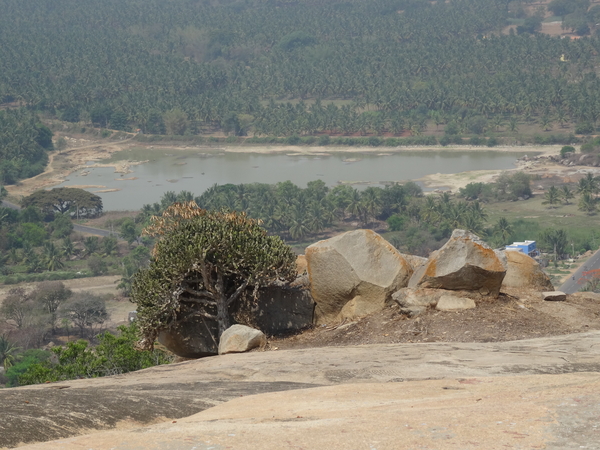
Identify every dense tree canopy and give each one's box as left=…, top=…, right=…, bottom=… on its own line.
left=3, top=0, right=600, bottom=136
left=0, top=109, right=52, bottom=184
left=21, top=187, right=103, bottom=218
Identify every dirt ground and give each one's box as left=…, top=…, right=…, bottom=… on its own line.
left=270, top=288, right=600, bottom=350
left=0, top=275, right=132, bottom=331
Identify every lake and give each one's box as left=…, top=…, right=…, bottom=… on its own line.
left=55, top=147, right=526, bottom=211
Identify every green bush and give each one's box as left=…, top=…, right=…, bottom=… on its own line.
left=318, top=135, right=330, bottom=146
left=18, top=323, right=172, bottom=385
left=286, top=134, right=301, bottom=145
left=487, top=136, right=499, bottom=147
left=0, top=271, right=89, bottom=285
left=368, top=136, right=383, bottom=146
left=4, top=349, right=51, bottom=387
left=560, top=145, right=576, bottom=157
left=439, top=135, right=451, bottom=146
left=575, top=122, right=595, bottom=135
left=387, top=214, right=408, bottom=231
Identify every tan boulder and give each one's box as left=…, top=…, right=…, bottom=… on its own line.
left=408, top=229, right=506, bottom=296
left=392, top=287, right=441, bottom=308
left=400, top=253, right=428, bottom=272
left=501, top=250, right=553, bottom=290
left=296, top=255, right=308, bottom=274
left=306, top=229, right=413, bottom=324
left=436, top=295, right=476, bottom=311
left=218, top=324, right=266, bottom=355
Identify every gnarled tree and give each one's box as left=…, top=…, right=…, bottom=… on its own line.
left=131, top=203, right=296, bottom=350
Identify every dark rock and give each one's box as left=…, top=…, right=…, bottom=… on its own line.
left=250, top=283, right=315, bottom=335
left=158, top=318, right=219, bottom=358
left=543, top=291, right=567, bottom=302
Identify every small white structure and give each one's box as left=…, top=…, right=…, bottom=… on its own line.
left=506, top=240, right=537, bottom=256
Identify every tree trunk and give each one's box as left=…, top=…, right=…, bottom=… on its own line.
left=216, top=295, right=230, bottom=338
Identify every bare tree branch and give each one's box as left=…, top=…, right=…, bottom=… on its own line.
left=179, top=310, right=217, bottom=322
left=226, top=279, right=249, bottom=307
left=179, top=292, right=217, bottom=306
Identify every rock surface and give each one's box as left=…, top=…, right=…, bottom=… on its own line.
left=408, top=229, right=506, bottom=296
left=7, top=332, right=600, bottom=450
left=218, top=324, right=266, bottom=355
left=436, top=295, right=476, bottom=311
left=502, top=250, right=554, bottom=290
left=157, top=318, right=218, bottom=358
left=295, top=254, right=308, bottom=274
left=250, top=283, right=314, bottom=336
left=18, top=373, right=600, bottom=450
left=400, top=253, right=428, bottom=271
left=543, top=291, right=567, bottom=302
left=392, top=287, right=441, bottom=307
left=306, top=229, right=413, bottom=324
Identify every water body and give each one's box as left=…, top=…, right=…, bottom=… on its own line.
left=56, top=148, right=526, bottom=211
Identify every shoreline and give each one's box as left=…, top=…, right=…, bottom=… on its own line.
left=133, top=143, right=561, bottom=156
left=4, top=140, right=563, bottom=202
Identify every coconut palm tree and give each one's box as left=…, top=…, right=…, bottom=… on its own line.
left=577, top=173, right=599, bottom=196
left=62, top=237, right=75, bottom=258
left=0, top=335, right=18, bottom=370
left=44, top=242, right=65, bottom=271
left=561, top=185, right=574, bottom=205
left=579, top=192, right=597, bottom=215
left=543, top=185, right=561, bottom=208
left=494, top=217, right=513, bottom=245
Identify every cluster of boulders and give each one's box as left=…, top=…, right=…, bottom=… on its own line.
left=162, top=228, right=559, bottom=358
left=306, top=228, right=554, bottom=322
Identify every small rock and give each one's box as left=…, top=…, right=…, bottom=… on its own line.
left=400, top=306, right=427, bottom=317
left=218, top=324, right=266, bottom=355
left=436, top=295, right=476, bottom=311
left=392, top=287, right=439, bottom=308
left=542, top=291, right=567, bottom=302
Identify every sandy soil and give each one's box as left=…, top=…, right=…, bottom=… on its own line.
left=270, top=288, right=600, bottom=350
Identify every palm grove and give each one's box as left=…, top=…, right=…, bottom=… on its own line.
left=3, top=0, right=600, bottom=139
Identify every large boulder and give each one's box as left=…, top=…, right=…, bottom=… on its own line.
left=408, top=229, right=506, bottom=296
left=400, top=253, right=428, bottom=272
left=158, top=319, right=219, bottom=358
left=157, top=271, right=312, bottom=358
left=218, top=324, right=266, bottom=355
left=306, top=229, right=413, bottom=324
left=501, top=250, right=554, bottom=290
left=296, top=255, right=308, bottom=274
left=249, top=281, right=315, bottom=335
